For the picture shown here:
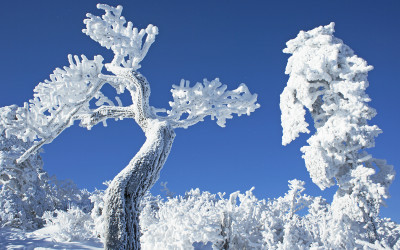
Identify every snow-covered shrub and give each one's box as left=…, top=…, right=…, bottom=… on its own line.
left=14, top=178, right=395, bottom=249
left=42, top=205, right=94, bottom=242
left=261, top=180, right=314, bottom=249
left=47, top=177, right=92, bottom=213
left=140, top=189, right=223, bottom=249
left=138, top=180, right=400, bottom=249
left=139, top=180, right=324, bottom=249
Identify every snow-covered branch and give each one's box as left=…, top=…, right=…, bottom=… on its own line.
left=83, top=4, right=158, bottom=69
left=78, top=106, right=135, bottom=130
left=0, top=55, right=108, bottom=163
left=157, top=78, right=260, bottom=129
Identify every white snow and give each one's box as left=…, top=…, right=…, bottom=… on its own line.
left=0, top=227, right=102, bottom=250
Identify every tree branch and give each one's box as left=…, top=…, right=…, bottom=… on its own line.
left=78, top=105, right=135, bottom=129
left=105, top=65, right=152, bottom=132
left=154, top=78, right=259, bottom=129
left=16, top=78, right=107, bottom=164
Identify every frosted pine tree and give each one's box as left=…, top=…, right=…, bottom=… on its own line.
left=280, top=23, right=395, bottom=246
left=0, top=4, right=259, bottom=249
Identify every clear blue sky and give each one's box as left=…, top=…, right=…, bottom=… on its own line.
left=1, top=0, right=399, bottom=222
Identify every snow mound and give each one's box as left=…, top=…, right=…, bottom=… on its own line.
left=0, top=227, right=102, bottom=250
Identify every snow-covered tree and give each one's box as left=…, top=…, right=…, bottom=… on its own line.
left=0, top=105, right=60, bottom=229
left=280, top=22, right=395, bottom=245
left=0, top=4, right=259, bottom=249
left=0, top=105, right=91, bottom=229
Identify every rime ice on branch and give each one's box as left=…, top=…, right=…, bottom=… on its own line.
left=0, top=4, right=259, bottom=249
left=280, top=22, right=394, bottom=244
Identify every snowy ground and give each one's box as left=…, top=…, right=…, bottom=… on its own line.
left=0, top=227, right=103, bottom=250
left=0, top=228, right=214, bottom=249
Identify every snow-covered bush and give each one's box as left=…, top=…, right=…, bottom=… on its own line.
left=42, top=205, right=94, bottom=242
left=140, top=189, right=223, bottom=249
left=47, top=177, right=92, bottom=213
left=138, top=181, right=400, bottom=249
left=261, top=180, right=314, bottom=249
left=15, top=178, right=395, bottom=249
left=138, top=180, right=343, bottom=249
left=89, top=181, right=315, bottom=248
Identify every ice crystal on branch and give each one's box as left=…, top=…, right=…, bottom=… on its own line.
left=83, top=4, right=158, bottom=69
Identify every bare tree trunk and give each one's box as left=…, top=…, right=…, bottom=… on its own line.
left=103, top=120, right=175, bottom=249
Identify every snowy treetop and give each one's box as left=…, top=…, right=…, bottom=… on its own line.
left=281, top=22, right=376, bottom=147
left=83, top=4, right=158, bottom=70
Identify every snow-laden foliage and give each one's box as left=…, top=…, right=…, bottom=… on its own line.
left=139, top=181, right=303, bottom=249
left=139, top=181, right=399, bottom=249
left=280, top=22, right=395, bottom=243
left=140, top=189, right=223, bottom=249
left=42, top=205, right=94, bottom=242
left=36, top=180, right=399, bottom=249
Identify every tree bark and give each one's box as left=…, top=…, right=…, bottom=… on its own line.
left=103, top=120, right=175, bottom=249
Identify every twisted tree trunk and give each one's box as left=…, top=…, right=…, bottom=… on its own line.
left=103, top=120, right=175, bottom=249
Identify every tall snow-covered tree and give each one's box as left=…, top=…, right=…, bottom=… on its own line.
left=280, top=22, right=395, bottom=245
left=0, top=4, right=259, bottom=249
